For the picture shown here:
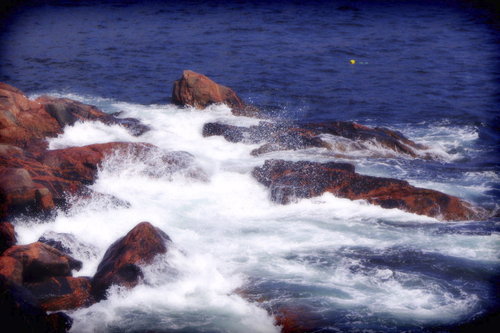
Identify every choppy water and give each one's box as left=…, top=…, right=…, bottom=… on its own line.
left=1, top=0, right=499, bottom=332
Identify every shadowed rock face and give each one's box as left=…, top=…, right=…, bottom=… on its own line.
left=0, top=222, right=17, bottom=254
left=203, top=120, right=429, bottom=159
left=92, top=222, right=171, bottom=300
left=26, top=276, right=94, bottom=311
left=0, top=276, right=73, bottom=333
left=172, top=70, right=260, bottom=117
left=253, top=160, right=484, bottom=221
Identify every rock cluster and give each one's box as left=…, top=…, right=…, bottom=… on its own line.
left=0, top=72, right=489, bottom=333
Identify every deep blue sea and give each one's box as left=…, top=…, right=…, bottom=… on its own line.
left=1, top=1, right=499, bottom=332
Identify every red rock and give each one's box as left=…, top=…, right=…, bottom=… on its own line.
left=172, top=70, right=259, bottom=116
left=0, top=256, right=23, bottom=285
left=41, top=142, right=155, bottom=184
left=92, top=222, right=171, bottom=300
left=26, top=276, right=94, bottom=311
left=3, top=242, right=82, bottom=283
left=273, top=306, right=323, bottom=333
left=0, top=222, right=16, bottom=254
left=253, top=160, right=485, bottom=221
left=0, top=83, right=61, bottom=150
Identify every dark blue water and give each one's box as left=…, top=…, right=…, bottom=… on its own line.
left=1, top=1, right=499, bottom=332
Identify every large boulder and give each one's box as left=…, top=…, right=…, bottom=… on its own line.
left=26, top=276, right=94, bottom=311
left=3, top=242, right=82, bottom=283
left=0, top=275, right=72, bottom=333
left=92, top=222, right=171, bottom=300
left=172, top=70, right=259, bottom=116
left=0, top=221, right=16, bottom=254
left=253, top=160, right=485, bottom=221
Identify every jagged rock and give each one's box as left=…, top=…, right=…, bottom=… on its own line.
left=0, top=275, right=72, bottom=332
left=36, top=96, right=150, bottom=136
left=0, top=221, right=16, bottom=254
left=3, top=242, right=82, bottom=283
left=172, top=70, right=259, bottom=116
left=253, top=160, right=484, bottom=221
left=26, top=276, right=94, bottom=311
left=92, top=222, right=171, bottom=300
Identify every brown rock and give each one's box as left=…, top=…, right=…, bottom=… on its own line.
left=172, top=70, right=259, bottom=116
left=0, top=221, right=16, bottom=254
left=253, top=160, right=485, bottom=221
left=26, top=276, right=94, bottom=311
left=92, top=222, right=171, bottom=300
left=3, top=242, right=82, bottom=283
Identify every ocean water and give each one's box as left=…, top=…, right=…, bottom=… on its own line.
left=1, top=0, right=499, bottom=332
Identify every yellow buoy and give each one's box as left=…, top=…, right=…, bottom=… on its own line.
left=350, top=59, right=356, bottom=64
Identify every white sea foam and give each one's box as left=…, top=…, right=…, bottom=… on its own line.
left=12, top=96, right=498, bottom=331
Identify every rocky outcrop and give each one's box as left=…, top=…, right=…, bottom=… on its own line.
left=26, top=276, right=94, bottom=311
left=203, top=120, right=430, bottom=159
left=2, top=242, right=82, bottom=283
left=0, top=83, right=61, bottom=150
left=0, top=83, right=149, bottom=153
left=92, top=222, right=171, bottom=300
left=253, top=160, right=484, bottom=221
left=0, top=276, right=73, bottom=332
left=0, top=222, right=16, bottom=254
left=36, top=96, right=150, bottom=136
left=172, top=70, right=260, bottom=117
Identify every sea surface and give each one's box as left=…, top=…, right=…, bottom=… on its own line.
left=1, top=0, right=499, bottom=332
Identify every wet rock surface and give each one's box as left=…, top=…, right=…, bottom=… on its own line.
left=203, top=120, right=430, bottom=158
left=92, top=222, right=171, bottom=300
left=253, top=159, right=484, bottom=221
left=0, top=222, right=16, bottom=254
left=172, top=70, right=260, bottom=117
left=26, top=276, right=94, bottom=311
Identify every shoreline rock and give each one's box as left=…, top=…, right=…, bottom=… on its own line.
left=253, top=159, right=485, bottom=221
left=92, top=221, right=172, bottom=301
left=172, top=70, right=260, bottom=117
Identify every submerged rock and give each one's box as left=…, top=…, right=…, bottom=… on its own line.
left=0, top=275, right=73, bottom=332
left=38, top=231, right=98, bottom=260
left=3, top=242, right=82, bottom=283
left=26, top=276, right=94, bottom=311
left=253, top=159, right=484, bottom=221
left=172, top=70, right=260, bottom=116
left=92, top=222, right=171, bottom=300
left=203, top=120, right=430, bottom=159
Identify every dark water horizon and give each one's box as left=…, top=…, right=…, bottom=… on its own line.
left=1, top=1, right=499, bottom=332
